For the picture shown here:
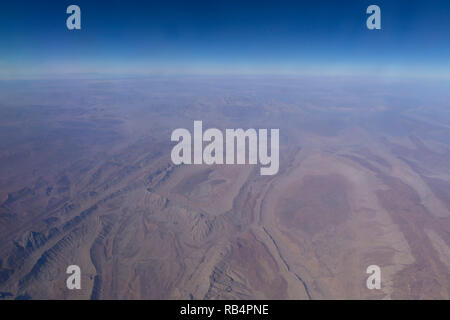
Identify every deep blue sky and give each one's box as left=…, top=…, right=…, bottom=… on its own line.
left=1, top=0, right=449, bottom=78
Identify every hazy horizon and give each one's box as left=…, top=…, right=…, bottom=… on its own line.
left=2, top=0, right=450, bottom=79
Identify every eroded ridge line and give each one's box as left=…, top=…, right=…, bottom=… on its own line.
left=262, top=226, right=312, bottom=300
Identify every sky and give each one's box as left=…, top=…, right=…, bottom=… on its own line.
left=1, top=0, right=450, bottom=79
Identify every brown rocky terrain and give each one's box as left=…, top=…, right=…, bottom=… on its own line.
left=0, top=77, right=449, bottom=299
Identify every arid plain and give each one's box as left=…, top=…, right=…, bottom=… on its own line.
left=0, top=76, right=449, bottom=299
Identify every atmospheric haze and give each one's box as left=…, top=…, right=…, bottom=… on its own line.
left=0, top=76, right=449, bottom=299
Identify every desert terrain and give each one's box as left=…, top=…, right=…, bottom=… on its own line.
left=0, top=76, right=449, bottom=299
